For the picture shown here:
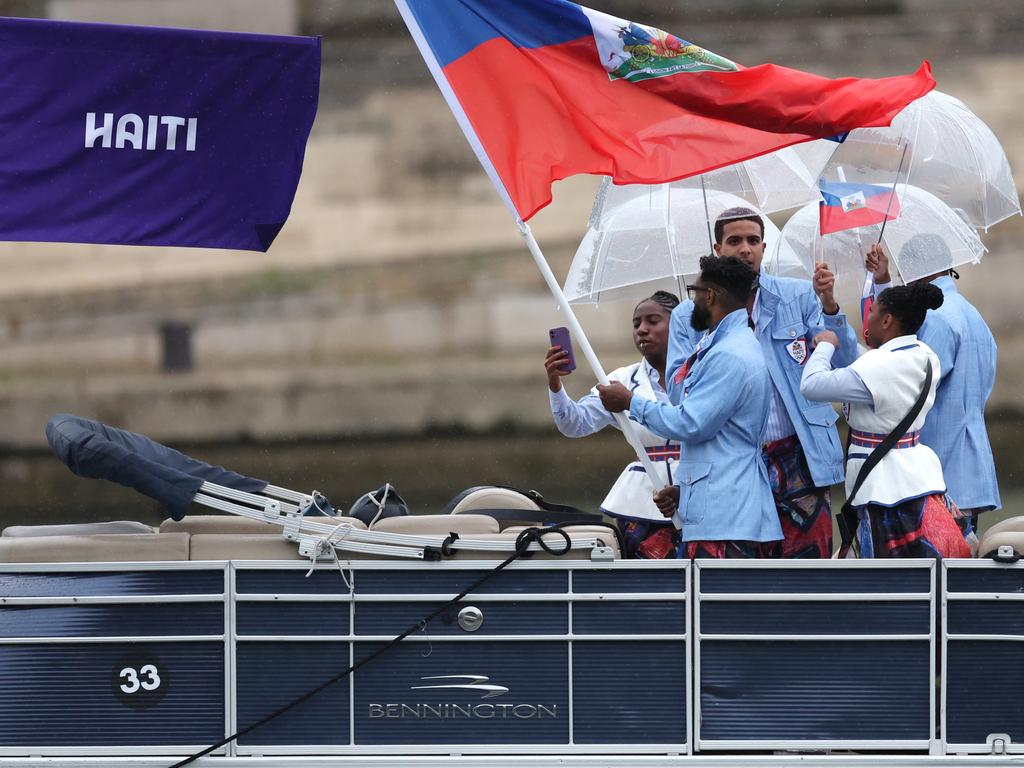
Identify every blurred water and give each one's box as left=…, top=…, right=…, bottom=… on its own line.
left=2, top=420, right=1021, bottom=536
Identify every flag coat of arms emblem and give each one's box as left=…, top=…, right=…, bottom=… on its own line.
left=588, top=13, right=738, bottom=82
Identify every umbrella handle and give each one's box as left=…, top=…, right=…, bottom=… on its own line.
left=876, top=142, right=909, bottom=244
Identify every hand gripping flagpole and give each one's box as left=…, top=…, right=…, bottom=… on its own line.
left=395, top=0, right=667, bottom=500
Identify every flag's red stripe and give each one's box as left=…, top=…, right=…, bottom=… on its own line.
left=443, top=36, right=933, bottom=220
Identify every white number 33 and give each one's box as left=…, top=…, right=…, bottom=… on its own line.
left=119, top=664, right=161, bottom=693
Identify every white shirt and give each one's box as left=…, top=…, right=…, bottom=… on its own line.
left=804, top=335, right=945, bottom=508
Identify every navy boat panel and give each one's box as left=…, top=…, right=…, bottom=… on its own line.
left=0, top=641, right=224, bottom=746
left=700, top=640, right=931, bottom=741
left=236, top=641, right=350, bottom=746
left=355, top=601, right=567, bottom=636
left=946, top=567, right=1024, bottom=594
left=235, top=569, right=353, bottom=595
left=353, top=641, right=568, bottom=745
left=699, top=567, right=930, bottom=594
left=573, top=568, right=686, bottom=594
left=0, top=603, right=223, bottom=638
left=356, top=569, right=567, bottom=595
left=701, top=600, right=929, bottom=635
left=946, top=640, right=1024, bottom=744
left=236, top=601, right=350, bottom=636
left=0, top=570, right=224, bottom=597
left=946, top=600, right=1024, bottom=636
left=573, top=641, right=686, bottom=744
left=573, top=601, right=686, bottom=635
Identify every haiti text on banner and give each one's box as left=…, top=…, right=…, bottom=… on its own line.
left=0, top=17, right=320, bottom=252
left=397, top=0, right=935, bottom=221
left=819, top=181, right=902, bottom=235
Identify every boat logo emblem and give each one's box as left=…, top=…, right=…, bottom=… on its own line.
left=410, top=674, right=509, bottom=699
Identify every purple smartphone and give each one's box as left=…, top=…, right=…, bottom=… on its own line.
left=548, top=326, right=576, bottom=373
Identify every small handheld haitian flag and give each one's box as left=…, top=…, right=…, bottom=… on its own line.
left=819, top=181, right=902, bottom=235
left=0, top=17, right=320, bottom=252
left=397, top=0, right=934, bottom=221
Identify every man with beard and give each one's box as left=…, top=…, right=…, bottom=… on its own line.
left=597, top=256, right=782, bottom=557
left=670, top=208, right=859, bottom=558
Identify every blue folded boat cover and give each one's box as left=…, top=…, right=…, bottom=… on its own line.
left=46, top=413, right=268, bottom=520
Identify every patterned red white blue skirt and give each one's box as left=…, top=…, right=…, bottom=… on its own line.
left=856, top=492, right=972, bottom=559
left=616, top=521, right=780, bottom=560
left=763, top=435, right=832, bottom=558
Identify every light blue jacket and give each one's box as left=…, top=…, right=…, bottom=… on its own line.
left=629, top=309, right=782, bottom=543
left=917, top=276, right=1001, bottom=511
left=668, top=273, right=859, bottom=487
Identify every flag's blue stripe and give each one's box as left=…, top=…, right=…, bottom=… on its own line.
left=405, top=0, right=592, bottom=68
left=819, top=181, right=891, bottom=199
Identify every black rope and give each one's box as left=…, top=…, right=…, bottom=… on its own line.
left=517, top=525, right=570, bottom=556
left=168, top=525, right=574, bottom=768
left=441, top=532, right=460, bottom=556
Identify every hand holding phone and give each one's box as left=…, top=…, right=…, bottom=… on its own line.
left=547, top=327, right=576, bottom=373
left=545, top=327, right=576, bottom=392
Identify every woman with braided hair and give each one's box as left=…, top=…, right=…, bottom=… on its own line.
left=544, top=291, right=683, bottom=558
left=800, top=283, right=972, bottom=558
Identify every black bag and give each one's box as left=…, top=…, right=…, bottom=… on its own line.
left=347, top=483, right=410, bottom=526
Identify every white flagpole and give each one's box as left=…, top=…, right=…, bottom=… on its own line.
left=396, top=0, right=668, bottom=500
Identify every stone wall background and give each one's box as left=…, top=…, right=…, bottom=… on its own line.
left=0, top=0, right=1021, bottom=451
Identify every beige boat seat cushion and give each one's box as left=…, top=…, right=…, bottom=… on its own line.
left=0, top=532, right=189, bottom=563
left=161, top=514, right=366, bottom=535
left=978, top=515, right=1024, bottom=554
left=2, top=520, right=155, bottom=537
left=371, top=514, right=500, bottom=536
left=447, top=488, right=541, bottom=520
left=978, top=530, right=1024, bottom=559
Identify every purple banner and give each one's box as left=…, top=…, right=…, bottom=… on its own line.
left=0, top=17, right=320, bottom=252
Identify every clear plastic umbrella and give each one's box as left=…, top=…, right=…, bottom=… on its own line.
left=776, top=184, right=986, bottom=284
left=763, top=230, right=815, bottom=280
left=825, top=91, right=1021, bottom=231
left=673, top=141, right=837, bottom=214
left=564, top=179, right=799, bottom=304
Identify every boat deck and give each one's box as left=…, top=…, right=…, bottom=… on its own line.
left=0, top=558, right=1021, bottom=766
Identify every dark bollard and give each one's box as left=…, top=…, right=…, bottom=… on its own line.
left=159, top=321, right=193, bottom=373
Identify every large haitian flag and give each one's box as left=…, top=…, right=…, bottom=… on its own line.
left=398, top=0, right=934, bottom=221
left=0, top=17, right=320, bottom=252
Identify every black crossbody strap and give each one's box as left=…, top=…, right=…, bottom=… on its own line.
left=838, top=358, right=933, bottom=551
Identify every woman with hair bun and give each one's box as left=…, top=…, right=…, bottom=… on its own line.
left=544, top=291, right=683, bottom=558
left=799, top=282, right=972, bottom=558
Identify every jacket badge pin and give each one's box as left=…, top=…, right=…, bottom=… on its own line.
left=787, top=338, right=808, bottom=365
